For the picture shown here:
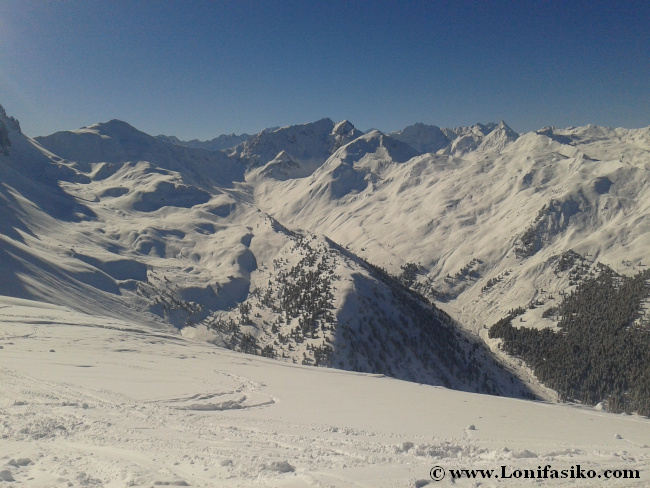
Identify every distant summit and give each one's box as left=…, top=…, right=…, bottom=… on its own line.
left=156, top=132, right=251, bottom=151
left=156, top=126, right=282, bottom=152
left=234, top=118, right=364, bottom=178
left=440, top=121, right=519, bottom=155
left=389, top=121, right=519, bottom=156
left=35, top=120, right=167, bottom=165
left=390, top=123, right=451, bottom=154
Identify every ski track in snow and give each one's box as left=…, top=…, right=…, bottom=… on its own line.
left=1, top=299, right=649, bottom=487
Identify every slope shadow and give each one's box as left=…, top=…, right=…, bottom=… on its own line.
left=328, top=256, right=536, bottom=400
left=0, top=161, right=96, bottom=243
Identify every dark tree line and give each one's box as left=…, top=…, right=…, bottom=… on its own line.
left=490, top=267, right=650, bottom=415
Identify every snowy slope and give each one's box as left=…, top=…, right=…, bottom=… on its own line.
left=1, top=297, right=649, bottom=487
left=2, top=112, right=257, bottom=324
left=234, top=118, right=364, bottom=179
left=1, top=104, right=526, bottom=396
left=257, top=122, right=650, bottom=334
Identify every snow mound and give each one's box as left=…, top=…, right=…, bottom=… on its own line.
left=125, top=180, right=211, bottom=212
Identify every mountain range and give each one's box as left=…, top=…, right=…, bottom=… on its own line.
left=2, top=103, right=650, bottom=409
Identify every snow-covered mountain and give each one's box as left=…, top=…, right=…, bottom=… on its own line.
left=2, top=105, right=530, bottom=398
left=156, top=132, right=251, bottom=151
left=389, top=121, right=519, bottom=156
left=259, top=120, right=649, bottom=328
left=34, top=120, right=244, bottom=188
left=3, top=102, right=650, bottom=412
left=390, top=122, right=452, bottom=153
left=3, top=103, right=650, bottom=484
left=232, top=118, right=364, bottom=179
left=252, top=117, right=650, bottom=411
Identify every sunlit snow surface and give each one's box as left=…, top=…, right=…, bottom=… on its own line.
left=1, top=297, right=648, bottom=487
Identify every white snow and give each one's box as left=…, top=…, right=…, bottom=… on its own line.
left=2, top=103, right=650, bottom=486
left=1, top=297, right=649, bottom=487
left=256, top=123, right=650, bottom=335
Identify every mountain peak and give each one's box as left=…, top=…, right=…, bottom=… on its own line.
left=35, top=118, right=165, bottom=165
left=83, top=119, right=148, bottom=139
left=390, top=123, right=450, bottom=154
left=332, top=119, right=356, bottom=134
left=333, top=129, right=419, bottom=167
left=104, top=118, right=135, bottom=128
left=495, top=120, right=518, bottom=136
left=0, top=103, right=22, bottom=133
left=235, top=118, right=364, bottom=175
left=0, top=104, right=22, bottom=156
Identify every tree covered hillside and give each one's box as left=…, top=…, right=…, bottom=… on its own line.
left=490, top=266, right=650, bottom=415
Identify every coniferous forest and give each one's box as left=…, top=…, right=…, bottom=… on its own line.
left=489, top=267, right=650, bottom=415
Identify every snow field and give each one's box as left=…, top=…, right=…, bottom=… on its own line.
left=1, top=298, right=649, bottom=487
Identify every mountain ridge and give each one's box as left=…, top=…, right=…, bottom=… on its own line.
left=156, top=132, right=251, bottom=151
left=2, top=104, right=533, bottom=398
left=4, top=102, right=650, bottom=408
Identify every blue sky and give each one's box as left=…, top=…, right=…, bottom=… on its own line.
left=1, top=1, right=648, bottom=139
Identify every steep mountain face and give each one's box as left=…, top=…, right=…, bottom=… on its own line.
left=0, top=104, right=530, bottom=398
left=390, top=122, right=451, bottom=153
left=0, top=105, right=20, bottom=155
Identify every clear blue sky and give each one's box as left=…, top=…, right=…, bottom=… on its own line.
left=1, top=1, right=648, bottom=139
